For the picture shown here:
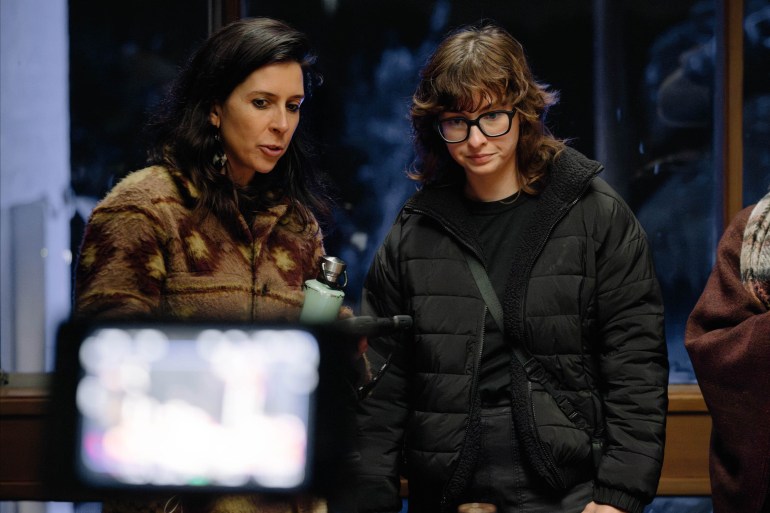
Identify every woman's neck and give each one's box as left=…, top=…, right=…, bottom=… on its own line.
left=463, top=172, right=520, bottom=202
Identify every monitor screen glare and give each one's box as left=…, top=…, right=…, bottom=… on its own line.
left=75, top=326, right=320, bottom=490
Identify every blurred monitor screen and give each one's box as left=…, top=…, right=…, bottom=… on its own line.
left=70, top=324, right=320, bottom=493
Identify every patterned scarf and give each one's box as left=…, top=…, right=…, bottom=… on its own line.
left=740, top=190, right=770, bottom=309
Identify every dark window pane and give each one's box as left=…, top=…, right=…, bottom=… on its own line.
left=596, top=1, right=717, bottom=384
left=69, top=0, right=208, bottom=200
left=68, top=1, right=720, bottom=388
left=244, top=0, right=715, bottom=384
left=743, top=0, right=770, bottom=206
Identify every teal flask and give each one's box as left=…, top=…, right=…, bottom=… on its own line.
left=299, top=256, right=347, bottom=323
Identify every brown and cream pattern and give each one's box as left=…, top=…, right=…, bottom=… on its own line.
left=75, top=165, right=325, bottom=323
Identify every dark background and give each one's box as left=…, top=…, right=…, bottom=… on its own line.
left=68, top=0, right=770, bottom=387
left=68, top=0, right=697, bottom=302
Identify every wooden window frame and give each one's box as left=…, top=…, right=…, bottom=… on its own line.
left=719, top=0, right=744, bottom=223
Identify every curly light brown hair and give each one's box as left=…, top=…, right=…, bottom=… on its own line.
left=410, top=20, right=565, bottom=191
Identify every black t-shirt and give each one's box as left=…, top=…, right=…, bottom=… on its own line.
left=464, top=191, right=536, bottom=406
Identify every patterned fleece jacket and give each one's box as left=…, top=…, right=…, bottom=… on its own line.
left=75, top=165, right=325, bottom=323
left=74, top=165, right=328, bottom=513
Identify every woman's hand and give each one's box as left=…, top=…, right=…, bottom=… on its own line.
left=356, top=336, right=369, bottom=360
left=581, top=502, right=628, bottom=513
left=335, top=306, right=368, bottom=361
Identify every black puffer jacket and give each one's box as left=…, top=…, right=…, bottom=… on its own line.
left=355, top=147, right=668, bottom=513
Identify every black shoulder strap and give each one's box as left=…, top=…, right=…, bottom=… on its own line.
left=462, top=250, right=590, bottom=432
left=462, top=250, right=537, bottom=369
left=464, top=250, right=505, bottom=333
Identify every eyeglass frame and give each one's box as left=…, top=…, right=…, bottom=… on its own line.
left=434, top=109, right=518, bottom=143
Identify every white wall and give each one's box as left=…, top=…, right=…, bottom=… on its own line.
left=1, top=0, right=71, bottom=372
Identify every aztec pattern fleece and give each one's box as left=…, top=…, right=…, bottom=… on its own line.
left=74, top=165, right=328, bottom=513
left=75, top=165, right=325, bottom=323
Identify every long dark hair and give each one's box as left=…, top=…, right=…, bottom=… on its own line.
left=147, top=17, right=331, bottom=232
left=410, top=21, right=565, bottom=191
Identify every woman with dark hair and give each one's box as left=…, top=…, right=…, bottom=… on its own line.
left=355, top=21, right=668, bottom=513
left=75, top=17, right=334, bottom=513
left=76, top=17, right=331, bottom=323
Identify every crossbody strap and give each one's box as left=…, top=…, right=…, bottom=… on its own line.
left=464, top=250, right=505, bottom=333
left=462, top=250, right=535, bottom=370
left=462, top=250, right=590, bottom=431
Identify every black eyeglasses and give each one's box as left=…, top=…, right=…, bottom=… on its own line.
left=435, top=110, right=517, bottom=143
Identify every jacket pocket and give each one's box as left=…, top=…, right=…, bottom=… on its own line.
left=527, top=381, right=593, bottom=488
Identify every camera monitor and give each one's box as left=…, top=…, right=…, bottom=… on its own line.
left=52, top=321, right=354, bottom=497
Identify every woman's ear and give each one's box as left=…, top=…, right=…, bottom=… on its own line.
left=209, top=103, right=221, bottom=128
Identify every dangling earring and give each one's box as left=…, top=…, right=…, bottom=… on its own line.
left=213, top=131, right=227, bottom=171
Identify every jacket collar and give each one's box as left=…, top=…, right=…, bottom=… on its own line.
left=404, top=146, right=603, bottom=258
left=166, top=166, right=200, bottom=209
left=540, top=146, right=604, bottom=208
left=165, top=166, right=292, bottom=242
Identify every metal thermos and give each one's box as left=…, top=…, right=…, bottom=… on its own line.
left=457, top=504, right=497, bottom=513
left=299, top=256, right=347, bottom=323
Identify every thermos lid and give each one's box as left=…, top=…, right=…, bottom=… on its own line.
left=318, top=255, right=347, bottom=289
left=457, top=504, right=497, bottom=513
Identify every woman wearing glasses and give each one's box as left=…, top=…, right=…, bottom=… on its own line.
left=354, top=21, right=668, bottom=513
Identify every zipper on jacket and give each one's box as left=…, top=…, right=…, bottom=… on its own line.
left=440, top=305, right=487, bottom=510
left=516, top=175, right=596, bottom=484
left=474, top=308, right=487, bottom=394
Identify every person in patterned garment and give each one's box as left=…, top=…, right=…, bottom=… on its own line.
left=74, top=17, right=338, bottom=513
